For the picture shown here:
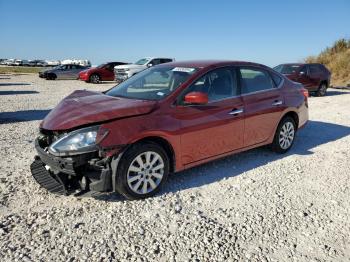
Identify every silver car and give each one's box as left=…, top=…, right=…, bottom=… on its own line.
left=39, top=64, right=89, bottom=80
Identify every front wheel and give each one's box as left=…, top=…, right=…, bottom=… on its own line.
left=89, top=74, right=100, bottom=84
left=115, top=142, right=170, bottom=200
left=270, top=117, right=296, bottom=153
left=46, top=73, right=56, bottom=80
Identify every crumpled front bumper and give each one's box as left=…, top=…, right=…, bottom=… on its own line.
left=30, top=138, right=113, bottom=195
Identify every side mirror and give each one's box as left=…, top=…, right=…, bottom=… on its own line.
left=147, top=63, right=153, bottom=67
left=184, top=92, right=208, bottom=105
left=299, top=71, right=306, bottom=76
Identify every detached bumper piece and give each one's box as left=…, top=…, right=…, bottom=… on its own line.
left=30, top=158, right=69, bottom=195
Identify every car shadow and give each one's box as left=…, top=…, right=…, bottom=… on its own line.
left=0, top=90, right=38, bottom=95
left=324, top=89, right=350, bottom=96
left=93, top=120, right=350, bottom=202
left=0, top=83, right=31, bottom=86
left=0, top=109, right=51, bottom=124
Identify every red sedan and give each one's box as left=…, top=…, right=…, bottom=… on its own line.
left=79, top=61, right=128, bottom=83
left=31, top=60, right=308, bottom=199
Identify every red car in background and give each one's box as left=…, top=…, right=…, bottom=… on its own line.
left=31, top=60, right=308, bottom=200
left=274, top=63, right=331, bottom=96
left=79, top=62, right=128, bottom=83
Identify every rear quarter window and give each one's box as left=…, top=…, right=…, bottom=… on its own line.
left=270, top=72, right=282, bottom=87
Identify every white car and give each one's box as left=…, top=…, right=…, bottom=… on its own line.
left=47, top=60, right=61, bottom=66
left=114, top=57, right=174, bottom=81
left=61, top=59, right=91, bottom=67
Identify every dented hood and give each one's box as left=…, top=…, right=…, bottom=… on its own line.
left=42, top=90, right=157, bottom=131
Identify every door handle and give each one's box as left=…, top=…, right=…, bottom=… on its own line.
left=229, top=108, right=244, bottom=115
left=272, top=100, right=283, bottom=106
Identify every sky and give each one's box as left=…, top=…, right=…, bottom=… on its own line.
left=0, top=0, right=349, bottom=67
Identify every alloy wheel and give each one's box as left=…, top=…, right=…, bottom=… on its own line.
left=279, top=122, right=295, bottom=149
left=91, top=75, right=99, bottom=83
left=127, top=151, right=165, bottom=194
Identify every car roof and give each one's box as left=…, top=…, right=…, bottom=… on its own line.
left=141, top=57, right=173, bottom=60
left=277, top=62, right=323, bottom=66
left=158, top=60, right=270, bottom=69
left=106, top=61, right=127, bottom=64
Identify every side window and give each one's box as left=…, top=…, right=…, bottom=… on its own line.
left=300, top=66, right=307, bottom=75
left=184, top=67, right=237, bottom=102
left=309, top=65, right=320, bottom=74
left=270, top=72, right=282, bottom=87
left=160, top=59, right=172, bottom=64
left=240, top=68, right=275, bottom=94
left=105, top=64, right=113, bottom=70
left=150, top=59, right=161, bottom=66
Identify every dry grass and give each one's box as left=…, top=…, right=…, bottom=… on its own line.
left=0, top=66, right=43, bottom=74
left=306, top=39, right=350, bottom=87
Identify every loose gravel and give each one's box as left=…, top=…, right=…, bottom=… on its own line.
left=0, top=74, right=350, bottom=262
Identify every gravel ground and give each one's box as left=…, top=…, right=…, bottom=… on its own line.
left=0, top=74, right=350, bottom=262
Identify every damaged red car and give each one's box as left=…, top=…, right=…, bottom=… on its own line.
left=31, top=60, right=308, bottom=199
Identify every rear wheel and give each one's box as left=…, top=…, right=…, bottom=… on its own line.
left=316, top=82, right=327, bottom=96
left=115, top=142, right=169, bottom=200
left=271, top=116, right=296, bottom=153
left=89, top=74, right=100, bottom=84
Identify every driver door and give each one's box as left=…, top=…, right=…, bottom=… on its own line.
left=176, top=67, right=245, bottom=165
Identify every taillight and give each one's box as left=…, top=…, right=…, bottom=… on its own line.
left=301, top=88, right=308, bottom=98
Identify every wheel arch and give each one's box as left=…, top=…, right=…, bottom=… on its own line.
left=281, top=111, right=299, bottom=129
left=125, top=136, right=176, bottom=173
left=90, top=73, right=101, bottom=81
left=320, top=79, right=329, bottom=87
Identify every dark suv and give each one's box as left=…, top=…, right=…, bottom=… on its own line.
left=274, top=63, right=331, bottom=96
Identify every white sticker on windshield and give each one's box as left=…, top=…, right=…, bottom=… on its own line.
left=157, top=92, right=165, bottom=96
left=172, top=67, right=195, bottom=73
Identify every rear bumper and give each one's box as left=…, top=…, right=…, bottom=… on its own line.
left=31, top=138, right=113, bottom=195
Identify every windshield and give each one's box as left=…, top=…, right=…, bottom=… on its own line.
left=274, top=64, right=301, bottom=74
left=106, top=66, right=198, bottom=100
left=51, top=65, right=64, bottom=70
left=134, top=58, right=150, bottom=65
left=97, top=63, right=107, bottom=68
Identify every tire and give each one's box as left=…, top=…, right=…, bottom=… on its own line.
left=270, top=116, right=296, bottom=154
left=315, top=82, right=327, bottom=97
left=89, top=74, right=100, bottom=84
left=115, top=142, right=170, bottom=200
left=46, top=73, right=56, bottom=80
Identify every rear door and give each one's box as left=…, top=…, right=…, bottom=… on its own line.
left=296, top=65, right=313, bottom=90
left=69, top=65, right=81, bottom=79
left=177, top=66, right=245, bottom=164
left=63, top=65, right=77, bottom=79
left=239, top=67, right=285, bottom=147
left=58, top=65, right=71, bottom=79
left=308, top=64, right=322, bottom=90
left=102, top=63, right=115, bottom=80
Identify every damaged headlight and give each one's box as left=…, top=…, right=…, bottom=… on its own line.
left=49, top=126, right=99, bottom=156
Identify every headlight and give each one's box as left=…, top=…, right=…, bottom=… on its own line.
left=124, top=68, right=130, bottom=72
left=49, top=126, right=99, bottom=156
